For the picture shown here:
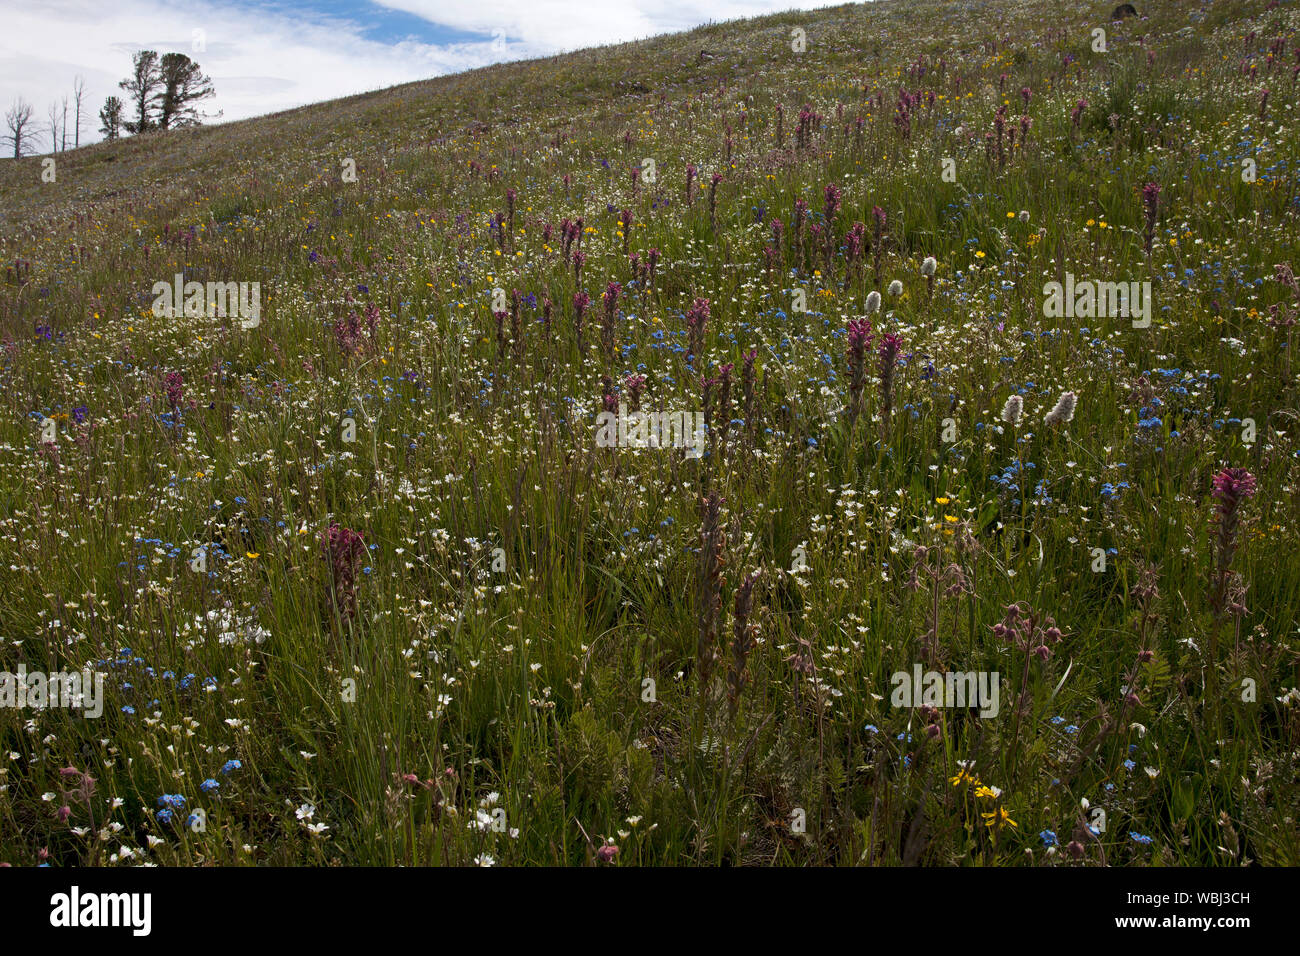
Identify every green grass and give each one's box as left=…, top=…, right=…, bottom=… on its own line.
left=0, top=0, right=1298, bottom=866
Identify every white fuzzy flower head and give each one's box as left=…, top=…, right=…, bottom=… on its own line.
left=887, top=279, right=904, bottom=296
left=1001, top=394, right=1023, bottom=425
left=1045, top=390, right=1077, bottom=426
left=1018, top=210, right=1030, bottom=223
left=920, top=256, right=937, bottom=277
left=865, top=290, right=881, bottom=313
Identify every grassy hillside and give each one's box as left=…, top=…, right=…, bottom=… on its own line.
left=1, top=0, right=1298, bottom=866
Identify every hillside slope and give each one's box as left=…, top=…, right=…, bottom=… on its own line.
left=1, top=0, right=1298, bottom=867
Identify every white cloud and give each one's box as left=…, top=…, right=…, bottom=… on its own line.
left=377, top=0, right=835, bottom=52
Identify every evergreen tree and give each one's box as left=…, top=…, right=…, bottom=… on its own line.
left=119, top=51, right=161, bottom=134
left=158, top=54, right=215, bottom=130
left=98, top=96, right=124, bottom=140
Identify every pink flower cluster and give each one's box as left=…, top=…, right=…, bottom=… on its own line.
left=322, top=523, right=367, bottom=621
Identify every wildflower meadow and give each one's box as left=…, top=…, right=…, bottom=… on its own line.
left=1, top=0, right=1299, bottom=874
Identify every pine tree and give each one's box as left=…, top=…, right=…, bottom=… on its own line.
left=158, top=54, right=215, bottom=130
left=98, top=96, right=124, bottom=140
left=120, top=51, right=161, bottom=134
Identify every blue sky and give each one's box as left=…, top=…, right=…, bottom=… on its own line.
left=2, top=0, right=847, bottom=152
left=244, top=0, right=491, bottom=45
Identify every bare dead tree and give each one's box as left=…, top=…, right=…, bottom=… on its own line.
left=73, top=76, right=86, bottom=148
left=61, top=95, right=69, bottom=151
left=3, top=98, right=36, bottom=158
left=46, top=100, right=60, bottom=153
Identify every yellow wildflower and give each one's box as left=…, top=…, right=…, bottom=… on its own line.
left=982, top=807, right=1018, bottom=829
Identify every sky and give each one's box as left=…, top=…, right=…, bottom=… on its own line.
left=1, top=0, right=847, bottom=152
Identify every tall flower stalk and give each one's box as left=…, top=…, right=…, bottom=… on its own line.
left=845, top=318, right=872, bottom=427
left=322, top=524, right=367, bottom=624
left=686, top=297, right=709, bottom=366
left=601, top=282, right=620, bottom=367
left=1206, top=467, right=1256, bottom=718
left=1209, top=468, right=1256, bottom=625
left=877, top=332, right=901, bottom=434
left=1141, top=182, right=1160, bottom=258
left=823, top=183, right=841, bottom=276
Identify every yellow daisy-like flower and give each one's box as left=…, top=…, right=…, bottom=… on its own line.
left=974, top=785, right=1000, bottom=799
left=982, top=807, right=1017, bottom=829
left=949, top=768, right=979, bottom=788
left=935, top=496, right=950, bottom=505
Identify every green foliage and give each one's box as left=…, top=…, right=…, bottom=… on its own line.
left=0, top=0, right=1296, bottom=867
